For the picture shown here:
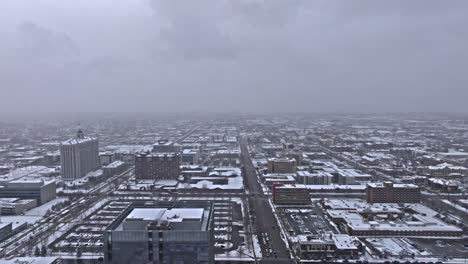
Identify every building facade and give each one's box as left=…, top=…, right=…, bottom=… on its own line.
left=135, top=152, right=181, bottom=180
left=181, top=149, right=200, bottom=164
left=60, top=130, right=100, bottom=180
left=0, top=198, right=37, bottom=215
left=104, top=206, right=214, bottom=264
left=294, top=233, right=361, bottom=260
left=0, top=223, right=12, bottom=242
left=296, top=171, right=333, bottom=185
left=366, top=182, right=421, bottom=203
left=0, top=179, right=56, bottom=205
left=267, top=158, right=297, bottom=174
left=103, top=160, right=128, bottom=177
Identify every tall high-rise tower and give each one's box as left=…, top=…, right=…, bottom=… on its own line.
left=60, top=129, right=100, bottom=180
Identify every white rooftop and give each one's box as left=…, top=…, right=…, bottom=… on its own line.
left=126, top=208, right=204, bottom=222
left=126, top=208, right=166, bottom=221
left=62, top=136, right=96, bottom=145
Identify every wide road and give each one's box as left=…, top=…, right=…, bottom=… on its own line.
left=240, top=136, right=293, bottom=264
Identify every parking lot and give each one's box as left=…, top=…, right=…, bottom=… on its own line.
left=178, top=199, right=243, bottom=253
left=278, top=200, right=338, bottom=238
left=49, top=200, right=132, bottom=255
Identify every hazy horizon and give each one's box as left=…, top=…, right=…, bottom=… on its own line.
left=1, top=110, right=468, bottom=123
left=1, top=0, right=468, bottom=113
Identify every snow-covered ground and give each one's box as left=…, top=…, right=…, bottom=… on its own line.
left=442, top=199, right=468, bottom=213
left=0, top=197, right=67, bottom=225
left=215, top=237, right=260, bottom=262
left=64, top=169, right=103, bottom=187
left=367, top=237, right=432, bottom=257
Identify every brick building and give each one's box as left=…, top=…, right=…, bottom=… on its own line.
left=135, top=152, right=180, bottom=180
left=267, top=158, right=297, bottom=174
left=366, top=182, right=420, bottom=203
left=272, top=184, right=311, bottom=206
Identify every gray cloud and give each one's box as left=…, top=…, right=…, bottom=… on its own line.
left=17, top=21, right=80, bottom=61
left=0, top=0, right=467, bottom=114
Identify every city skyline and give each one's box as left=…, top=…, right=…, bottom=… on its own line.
left=0, top=113, right=468, bottom=263
left=1, top=0, right=468, bottom=263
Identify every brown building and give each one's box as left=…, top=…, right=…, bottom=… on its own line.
left=366, top=182, right=420, bottom=203
left=135, top=152, right=180, bottom=180
left=267, top=158, right=297, bottom=174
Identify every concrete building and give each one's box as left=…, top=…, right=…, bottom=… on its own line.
left=285, top=150, right=303, bottom=166
left=152, top=140, right=181, bottom=153
left=366, top=182, right=421, bottom=203
left=337, top=169, right=371, bottom=184
left=103, top=160, right=128, bottom=177
left=60, top=130, right=100, bottom=180
left=212, top=149, right=241, bottom=161
left=0, top=198, right=37, bottom=215
left=0, top=222, right=12, bottom=242
left=292, top=233, right=361, bottom=260
left=325, top=168, right=371, bottom=185
left=44, top=151, right=60, bottom=165
left=324, top=199, right=462, bottom=238
left=181, top=149, right=200, bottom=164
left=104, top=206, right=214, bottom=264
left=135, top=152, right=181, bottom=180
left=181, top=165, right=209, bottom=179
left=267, top=158, right=297, bottom=174
left=296, top=171, right=333, bottom=185
left=100, top=152, right=115, bottom=166
left=262, top=174, right=297, bottom=188
left=0, top=178, right=56, bottom=205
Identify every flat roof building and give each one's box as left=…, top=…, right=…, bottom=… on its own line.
left=0, top=177, right=56, bottom=205
left=0, top=198, right=37, bottom=215
left=181, top=149, right=200, bottom=165
left=366, top=182, right=420, bottom=204
left=268, top=158, right=297, bottom=174
left=60, top=129, right=100, bottom=181
left=291, top=233, right=362, bottom=260
left=104, top=205, right=214, bottom=264
left=324, top=199, right=462, bottom=238
left=296, top=171, right=333, bottom=185
left=273, top=184, right=311, bottom=206
left=152, top=140, right=181, bottom=153
left=135, top=152, right=181, bottom=180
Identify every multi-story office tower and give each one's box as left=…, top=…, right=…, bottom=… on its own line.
left=135, top=152, right=180, bottom=180
left=60, top=130, right=100, bottom=180
left=104, top=206, right=214, bottom=264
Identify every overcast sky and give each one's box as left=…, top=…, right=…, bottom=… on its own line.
left=1, top=0, right=467, bottom=114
